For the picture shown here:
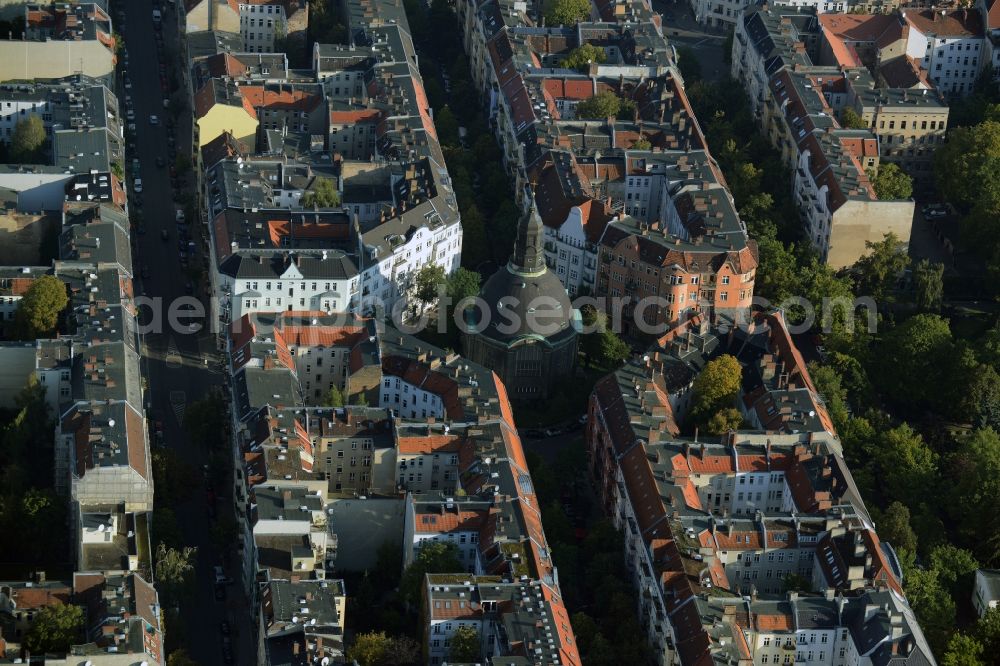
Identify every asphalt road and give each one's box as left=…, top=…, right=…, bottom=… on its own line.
left=118, top=0, right=252, bottom=662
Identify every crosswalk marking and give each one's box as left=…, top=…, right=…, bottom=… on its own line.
left=165, top=336, right=182, bottom=368
left=169, top=390, right=186, bottom=425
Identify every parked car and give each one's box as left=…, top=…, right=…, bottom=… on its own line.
left=132, top=178, right=142, bottom=193
left=175, top=209, right=185, bottom=223
left=148, top=115, right=159, bottom=125
left=160, top=229, right=169, bottom=241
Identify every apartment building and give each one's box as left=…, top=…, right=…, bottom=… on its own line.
left=423, top=576, right=578, bottom=666
left=903, top=8, right=985, bottom=96
left=225, top=317, right=582, bottom=664
left=259, top=578, right=346, bottom=664
left=597, top=213, right=757, bottom=335
left=976, top=0, right=1000, bottom=82
left=182, top=0, right=241, bottom=35
left=193, top=5, right=463, bottom=330
left=585, top=312, right=930, bottom=665
left=0, top=3, right=116, bottom=84
left=734, top=4, right=916, bottom=266
left=239, top=0, right=308, bottom=57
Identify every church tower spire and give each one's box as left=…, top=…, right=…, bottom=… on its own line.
left=510, top=205, right=546, bottom=274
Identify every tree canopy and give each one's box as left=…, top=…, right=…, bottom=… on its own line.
left=349, top=632, right=391, bottom=666
left=155, top=544, right=197, bottom=607
left=446, top=267, right=481, bottom=303
left=689, top=355, right=742, bottom=425
left=11, top=115, right=46, bottom=163
left=561, top=43, right=606, bottom=71
left=13, top=274, right=68, bottom=339
left=324, top=384, right=345, bottom=407
left=24, top=603, right=84, bottom=654
left=852, top=233, right=909, bottom=301
left=414, top=264, right=447, bottom=304
left=576, top=91, right=632, bottom=119
left=543, top=0, right=590, bottom=25
left=868, top=163, right=913, bottom=200
left=400, top=541, right=461, bottom=606
left=839, top=106, right=867, bottom=129
left=449, top=626, right=481, bottom=662
left=675, top=45, right=702, bottom=83
left=912, top=259, right=944, bottom=312
left=301, top=177, right=341, bottom=208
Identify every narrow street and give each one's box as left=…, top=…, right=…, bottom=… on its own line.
left=118, top=0, right=252, bottom=661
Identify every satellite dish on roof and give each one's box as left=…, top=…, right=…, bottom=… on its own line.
left=97, top=524, right=106, bottom=532
left=108, top=419, right=115, bottom=427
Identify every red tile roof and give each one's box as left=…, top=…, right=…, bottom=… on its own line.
left=903, top=8, right=984, bottom=37
left=239, top=85, right=323, bottom=113
left=398, top=434, right=464, bottom=454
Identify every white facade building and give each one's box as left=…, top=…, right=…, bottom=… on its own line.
left=240, top=2, right=287, bottom=53
left=904, top=9, right=986, bottom=96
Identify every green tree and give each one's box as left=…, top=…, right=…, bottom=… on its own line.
left=852, top=233, right=909, bottom=301
left=167, top=650, right=199, bottom=666
left=414, top=264, right=447, bottom=305
left=929, top=544, right=979, bottom=599
left=543, top=0, right=591, bottom=25
left=446, top=267, right=481, bottom=303
left=706, top=407, right=745, bottom=434
left=183, top=395, right=227, bottom=451
left=876, top=313, right=953, bottom=406
left=875, top=423, right=937, bottom=508
left=875, top=501, right=918, bottom=554
left=912, top=259, right=944, bottom=312
left=324, top=384, right=345, bottom=407
left=23, top=603, right=84, bottom=654
left=449, top=626, right=481, bottom=662
left=934, top=119, right=1000, bottom=211
left=10, top=115, right=46, bottom=163
left=942, top=633, right=984, bottom=666
left=576, top=91, right=622, bottom=119
left=434, top=105, right=460, bottom=147
left=808, top=362, right=849, bottom=428
left=904, top=566, right=956, bottom=656
left=840, top=106, right=867, bottom=129
left=13, top=274, right=67, bottom=339
left=572, top=612, right=600, bottom=657
left=349, top=631, right=391, bottom=666
left=631, top=138, right=651, bottom=150
left=301, top=177, right=341, bottom=208
left=154, top=544, right=197, bottom=607
left=175, top=153, right=192, bottom=174
left=400, top=541, right=461, bottom=606
left=383, top=635, right=421, bottom=665
left=867, top=163, right=913, bottom=200
left=597, top=328, right=630, bottom=368
left=110, top=160, right=124, bottom=180
left=957, top=363, right=1000, bottom=426
left=976, top=607, right=1000, bottom=657
left=676, top=45, right=702, bottom=82
left=783, top=573, right=812, bottom=593
left=561, top=43, right=606, bottom=71
left=947, top=428, right=1000, bottom=563
left=689, top=355, right=742, bottom=424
